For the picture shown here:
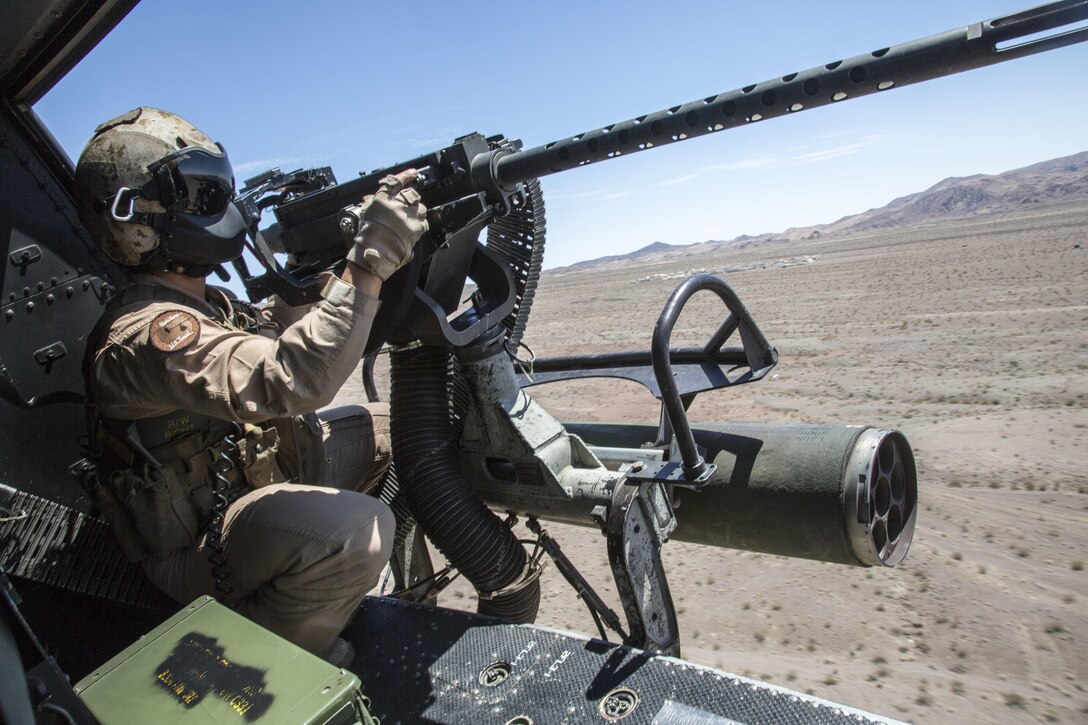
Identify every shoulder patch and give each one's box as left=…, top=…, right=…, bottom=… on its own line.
left=150, top=310, right=200, bottom=352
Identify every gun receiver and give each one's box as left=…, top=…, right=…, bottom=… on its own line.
left=235, top=0, right=1088, bottom=352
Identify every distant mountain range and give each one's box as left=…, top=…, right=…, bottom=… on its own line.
left=550, top=150, right=1088, bottom=272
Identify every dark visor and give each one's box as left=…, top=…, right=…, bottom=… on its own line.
left=144, top=144, right=235, bottom=216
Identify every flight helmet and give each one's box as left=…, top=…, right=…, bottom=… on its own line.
left=73, top=107, right=246, bottom=275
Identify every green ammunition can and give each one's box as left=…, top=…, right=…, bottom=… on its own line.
left=74, top=597, right=376, bottom=725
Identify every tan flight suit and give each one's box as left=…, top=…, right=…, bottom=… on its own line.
left=87, top=272, right=394, bottom=658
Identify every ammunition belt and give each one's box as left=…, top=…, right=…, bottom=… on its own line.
left=0, top=484, right=172, bottom=609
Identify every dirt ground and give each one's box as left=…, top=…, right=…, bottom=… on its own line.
left=336, top=202, right=1087, bottom=723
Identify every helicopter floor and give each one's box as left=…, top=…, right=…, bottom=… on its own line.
left=2, top=482, right=898, bottom=723
left=343, top=597, right=901, bottom=725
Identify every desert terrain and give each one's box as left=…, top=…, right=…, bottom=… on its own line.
left=337, top=200, right=1087, bottom=723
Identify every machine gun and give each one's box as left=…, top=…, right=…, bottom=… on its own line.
left=223, top=1, right=1088, bottom=656
left=233, top=131, right=544, bottom=350
left=234, top=0, right=1088, bottom=352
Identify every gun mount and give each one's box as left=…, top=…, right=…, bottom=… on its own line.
left=218, top=1, right=1088, bottom=654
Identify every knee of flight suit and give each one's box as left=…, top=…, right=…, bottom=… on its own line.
left=218, top=485, right=392, bottom=585
left=286, top=485, right=395, bottom=592
left=345, top=501, right=395, bottom=590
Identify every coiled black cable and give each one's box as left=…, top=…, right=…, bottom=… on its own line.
left=206, top=426, right=240, bottom=605
left=390, top=344, right=539, bottom=622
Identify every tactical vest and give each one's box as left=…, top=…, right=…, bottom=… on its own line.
left=83, top=281, right=323, bottom=562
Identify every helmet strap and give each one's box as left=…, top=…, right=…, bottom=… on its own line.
left=104, top=207, right=209, bottom=277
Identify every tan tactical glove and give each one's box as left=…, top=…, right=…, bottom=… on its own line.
left=339, top=169, right=429, bottom=280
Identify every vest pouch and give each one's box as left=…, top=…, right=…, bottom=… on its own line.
left=272, top=414, right=323, bottom=484
left=103, top=465, right=199, bottom=561
left=91, top=471, right=152, bottom=562
left=240, top=424, right=286, bottom=489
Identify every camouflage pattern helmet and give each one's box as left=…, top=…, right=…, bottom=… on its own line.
left=73, top=107, right=244, bottom=271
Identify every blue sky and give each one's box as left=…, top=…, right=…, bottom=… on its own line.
left=36, top=1, right=1088, bottom=271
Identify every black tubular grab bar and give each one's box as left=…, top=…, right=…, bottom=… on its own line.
left=650, top=275, right=778, bottom=482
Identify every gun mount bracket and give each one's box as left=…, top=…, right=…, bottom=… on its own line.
left=405, top=242, right=517, bottom=348
left=470, top=141, right=524, bottom=216
left=624, top=458, right=716, bottom=487
left=524, top=516, right=628, bottom=642
left=606, top=479, right=680, bottom=656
